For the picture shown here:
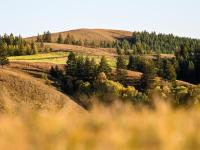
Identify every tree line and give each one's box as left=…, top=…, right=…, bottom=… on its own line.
left=0, top=34, right=40, bottom=56
left=38, top=30, right=200, bottom=56
left=49, top=51, right=200, bottom=108
left=131, top=31, right=200, bottom=54
left=49, top=52, right=148, bottom=107
left=128, top=43, right=200, bottom=84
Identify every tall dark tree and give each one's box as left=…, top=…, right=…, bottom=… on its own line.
left=0, top=50, right=9, bottom=68
left=127, top=55, right=146, bottom=72
left=164, top=60, right=177, bottom=82
left=116, top=55, right=127, bottom=83
left=65, top=52, right=77, bottom=76
left=98, top=56, right=112, bottom=76
left=83, top=57, right=98, bottom=81
left=187, top=61, right=195, bottom=82
left=141, top=61, right=157, bottom=90
left=76, top=56, right=85, bottom=80
left=194, top=48, right=200, bottom=82
left=43, top=31, right=52, bottom=43
left=57, top=34, right=64, bottom=44
left=36, top=34, right=42, bottom=42
left=31, top=42, right=38, bottom=54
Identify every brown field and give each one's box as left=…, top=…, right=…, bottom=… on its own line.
left=0, top=62, right=83, bottom=111
left=45, top=43, right=117, bottom=57
left=26, top=28, right=133, bottom=43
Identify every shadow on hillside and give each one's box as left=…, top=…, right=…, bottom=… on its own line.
left=22, top=68, right=47, bottom=79
left=116, top=36, right=134, bottom=43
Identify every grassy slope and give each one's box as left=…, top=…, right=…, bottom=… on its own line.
left=9, top=51, right=117, bottom=67
left=44, top=43, right=117, bottom=57
left=0, top=63, right=84, bottom=111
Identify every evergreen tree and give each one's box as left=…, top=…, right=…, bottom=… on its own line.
left=50, top=65, right=63, bottom=79
left=0, top=50, right=9, bottom=68
left=98, top=56, right=112, bottom=76
left=31, top=42, right=38, bottom=54
left=164, top=60, right=177, bottom=82
left=84, top=57, right=98, bottom=81
left=121, top=40, right=130, bottom=51
left=65, top=52, right=77, bottom=76
left=76, top=56, right=85, bottom=80
left=36, top=34, right=42, bottom=42
left=116, top=55, right=127, bottom=83
left=187, top=61, right=195, bottom=82
left=43, top=31, right=52, bottom=43
left=141, top=61, right=157, bottom=90
left=194, top=49, right=200, bottom=82
left=116, top=46, right=122, bottom=55
left=128, top=55, right=146, bottom=72
left=57, top=34, right=64, bottom=44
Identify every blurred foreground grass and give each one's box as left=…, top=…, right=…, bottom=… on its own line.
left=0, top=100, right=200, bottom=150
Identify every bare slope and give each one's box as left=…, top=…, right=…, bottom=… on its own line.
left=44, top=43, right=117, bottom=57
left=26, top=28, right=133, bottom=43
left=0, top=65, right=83, bottom=111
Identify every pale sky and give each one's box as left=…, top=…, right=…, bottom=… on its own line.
left=0, top=0, right=199, bottom=38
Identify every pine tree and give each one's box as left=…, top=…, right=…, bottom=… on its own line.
left=65, top=52, right=77, bottom=76
left=194, top=48, right=200, bottom=82
left=57, top=34, right=64, bottom=44
left=84, top=57, right=98, bottom=81
left=0, top=50, right=9, bottom=68
left=164, top=60, right=177, bottom=82
left=116, top=55, right=127, bottom=82
left=122, top=40, right=130, bottom=51
left=31, top=42, right=38, bottom=54
left=64, top=34, right=71, bottom=44
left=43, top=31, right=52, bottom=43
left=116, top=46, right=122, bottom=55
left=36, top=34, right=42, bottom=42
left=76, top=56, right=85, bottom=80
left=187, top=61, right=195, bottom=82
left=90, top=58, right=98, bottom=80
left=141, top=61, right=157, bottom=90
left=98, top=56, right=112, bottom=76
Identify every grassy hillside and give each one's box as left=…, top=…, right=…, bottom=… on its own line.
left=9, top=51, right=117, bottom=67
left=26, top=28, right=133, bottom=43
left=0, top=64, right=84, bottom=111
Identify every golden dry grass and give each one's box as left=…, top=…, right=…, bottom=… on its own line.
left=26, top=28, right=133, bottom=43
left=45, top=43, right=117, bottom=57
left=0, top=100, right=199, bottom=150
left=0, top=66, right=83, bottom=111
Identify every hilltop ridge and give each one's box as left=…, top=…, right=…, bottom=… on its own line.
left=26, top=28, right=133, bottom=43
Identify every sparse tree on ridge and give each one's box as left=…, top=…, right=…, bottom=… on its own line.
left=57, top=34, right=64, bottom=44
left=0, top=50, right=9, bottom=68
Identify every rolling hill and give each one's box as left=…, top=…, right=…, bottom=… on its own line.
left=0, top=62, right=84, bottom=111
left=26, top=28, right=133, bottom=43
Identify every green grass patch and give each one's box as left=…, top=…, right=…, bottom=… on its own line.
left=9, top=52, right=116, bottom=67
